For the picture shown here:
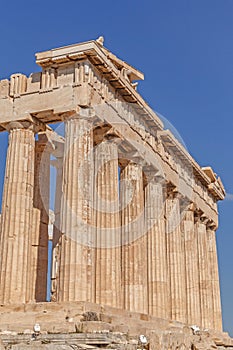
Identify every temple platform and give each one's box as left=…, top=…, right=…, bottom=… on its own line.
left=0, top=301, right=232, bottom=349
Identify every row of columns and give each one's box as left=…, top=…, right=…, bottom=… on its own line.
left=54, top=115, right=222, bottom=330
left=0, top=115, right=222, bottom=332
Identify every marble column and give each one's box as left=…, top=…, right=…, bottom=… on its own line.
left=0, top=124, right=36, bottom=304
left=53, top=156, right=63, bottom=248
left=145, top=177, right=168, bottom=318
left=196, top=215, right=214, bottom=329
left=51, top=156, right=63, bottom=301
left=183, top=207, right=201, bottom=326
left=207, top=225, right=222, bottom=330
left=30, top=133, right=50, bottom=302
left=166, top=190, right=187, bottom=323
left=58, top=113, right=94, bottom=302
left=94, top=137, right=121, bottom=308
left=121, top=162, right=147, bottom=314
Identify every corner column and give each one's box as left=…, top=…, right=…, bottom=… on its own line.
left=121, top=162, right=147, bottom=314
left=196, top=214, right=214, bottom=329
left=94, top=135, right=121, bottom=308
left=207, top=224, right=222, bottom=330
left=58, top=111, right=94, bottom=302
left=0, top=123, right=36, bottom=304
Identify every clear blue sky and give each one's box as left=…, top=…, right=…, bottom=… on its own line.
left=0, top=0, right=232, bottom=335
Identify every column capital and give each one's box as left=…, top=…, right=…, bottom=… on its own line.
left=183, top=202, right=196, bottom=221
left=36, top=132, right=55, bottom=154
left=194, top=210, right=209, bottom=224
left=42, top=128, right=64, bottom=158
left=66, top=107, right=95, bottom=121
left=103, top=127, right=123, bottom=144
left=166, top=183, right=182, bottom=200
left=206, top=220, right=217, bottom=231
left=126, top=152, right=150, bottom=170
left=2, top=116, right=46, bottom=133
left=183, top=202, right=196, bottom=213
left=143, top=166, right=165, bottom=185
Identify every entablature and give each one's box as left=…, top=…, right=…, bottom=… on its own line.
left=0, top=38, right=225, bottom=222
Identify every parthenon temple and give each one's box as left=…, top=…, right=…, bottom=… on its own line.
left=0, top=38, right=226, bottom=341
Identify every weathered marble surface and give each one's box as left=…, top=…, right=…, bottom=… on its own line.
left=0, top=39, right=225, bottom=337
left=0, top=302, right=232, bottom=350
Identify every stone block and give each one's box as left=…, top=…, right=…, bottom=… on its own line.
left=112, top=324, right=129, bottom=334
left=0, top=80, right=9, bottom=98
left=99, top=313, right=112, bottom=323
left=75, top=321, right=113, bottom=333
left=147, top=332, right=161, bottom=350
left=11, top=345, right=72, bottom=350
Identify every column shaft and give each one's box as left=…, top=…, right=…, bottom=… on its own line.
left=58, top=116, right=94, bottom=302
left=121, top=162, right=147, bottom=313
left=53, top=157, right=63, bottom=247
left=0, top=128, right=35, bottom=304
left=166, top=194, right=186, bottom=323
left=207, top=227, right=222, bottom=330
left=51, top=157, right=63, bottom=301
left=196, top=219, right=213, bottom=329
left=145, top=180, right=168, bottom=318
left=94, top=140, right=121, bottom=308
left=183, top=209, right=201, bottom=325
left=30, top=137, right=50, bottom=302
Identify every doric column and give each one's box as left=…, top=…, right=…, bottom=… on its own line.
left=121, top=162, right=147, bottom=313
left=145, top=176, right=168, bottom=318
left=30, top=132, right=51, bottom=302
left=207, top=224, right=222, bottom=330
left=94, top=136, right=121, bottom=308
left=166, top=189, right=187, bottom=323
left=53, top=156, right=63, bottom=248
left=196, top=214, right=214, bottom=329
left=58, top=111, right=94, bottom=302
left=51, top=156, right=63, bottom=301
left=0, top=123, right=36, bottom=304
left=183, top=206, right=201, bottom=326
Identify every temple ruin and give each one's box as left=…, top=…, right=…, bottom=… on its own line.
left=0, top=38, right=229, bottom=349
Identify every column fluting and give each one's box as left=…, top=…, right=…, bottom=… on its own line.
left=166, top=191, right=187, bottom=323
left=31, top=134, right=50, bottom=302
left=0, top=125, right=35, bottom=304
left=207, top=225, right=222, bottom=330
left=196, top=215, right=214, bottom=329
left=94, top=138, right=121, bottom=308
left=183, top=207, right=201, bottom=326
left=121, top=162, right=147, bottom=313
left=58, top=114, right=94, bottom=302
left=145, top=177, right=168, bottom=318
